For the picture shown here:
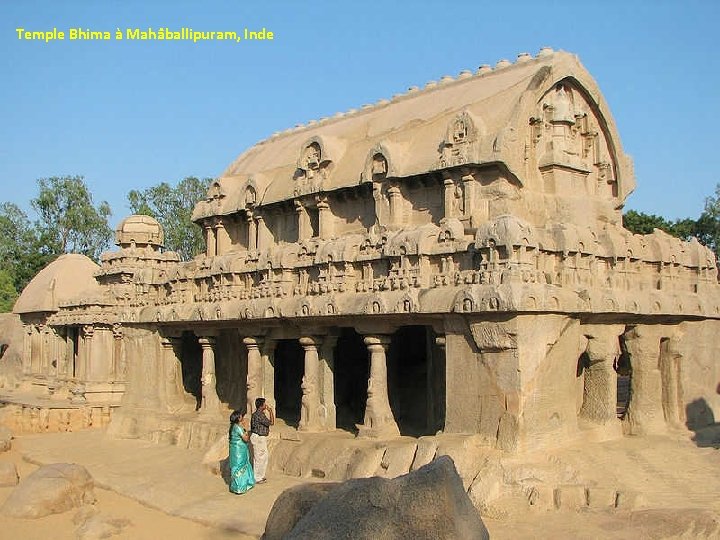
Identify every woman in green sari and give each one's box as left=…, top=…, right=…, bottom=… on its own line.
left=228, top=410, right=255, bottom=494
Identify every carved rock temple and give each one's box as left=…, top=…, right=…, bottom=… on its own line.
left=5, top=49, right=720, bottom=500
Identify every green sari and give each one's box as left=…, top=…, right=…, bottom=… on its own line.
left=229, top=423, right=255, bottom=494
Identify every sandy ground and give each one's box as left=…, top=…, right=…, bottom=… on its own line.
left=0, top=428, right=718, bottom=539
left=0, top=442, right=245, bottom=540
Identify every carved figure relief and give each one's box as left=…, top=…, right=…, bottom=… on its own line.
left=533, top=81, right=617, bottom=191
left=295, top=141, right=332, bottom=195
left=439, top=111, right=478, bottom=168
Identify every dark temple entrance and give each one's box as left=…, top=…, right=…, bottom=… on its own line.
left=334, top=328, right=370, bottom=433
left=274, top=339, right=304, bottom=427
left=180, top=331, right=202, bottom=409
left=388, top=326, right=442, bottom=437
left=615, top=334, right=632, bottom=419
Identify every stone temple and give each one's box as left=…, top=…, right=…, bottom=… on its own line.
left=5, top=50, right=720, bottom=483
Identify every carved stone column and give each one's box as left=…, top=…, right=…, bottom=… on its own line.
left=317, top=198, right=332, bottom=239
left=659, top=335, right=685, bottom=428
left=48, top=328, right=62, bottom=379
left=255, top=215, right=271, bottom=252
left=299, top=336, right=323, bottom=431
left=580, top=326, right=623, bottom=426
left=30, top=325, right=41, bottom=375
left=443, top=176, right=456, bottom=219
left=319, top=335, right=338, bottom=430
left=160, top=336, right=194, bottom=413
left=39, top=325, right=51, bottom=377
left=623, top=326, right=665, bottom=435
left=78, top=325, right=94, bottom=382
left=387, top=182, right=402, bottom=228
left=215, top=220, right=231, bottom=255
left=243, top=337, right=263, bottom=415
left=260, top=339, right=276, bottom=411
left=198, top=336, right=222, bottom=415
left=205, top=225, right=216, bottom=257
left=64, top=329, right=75, bottom=380
left=295, top=201, right=311, bottom=241
left=247, top=212, right=257, bottom=251
left=359, top=335, right=399, bottom=438
left=111, top=324, right=123, bottom=381
left=22, top=325, right=32, bottom=376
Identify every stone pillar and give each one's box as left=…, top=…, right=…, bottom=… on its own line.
left=260, top=339, right=276, bottom=411
left=296, top=201, right=311, bottom=241
left=48, top=328, right=62, bottom=379
left=30, top=325, right=41, bottom=375
left=247, top=212, right=257, bottom=251
left=359, top=335, right=399, bottom=438
left=443, top=176, right=456, bottom=219
left=112, top=324, right=123, bottom=381
left=160, top=336, right=194, bottom=413
left=198, top=336, right=222, bottom=415
left=244, top=337, right=263, bottom=415
left=78, top=325, right=94, bottom=381
left=317, top=198, right=332, bottom=239
left=659, top=335, right=685, bottom=428
left=299, top=336, right=323, bottom=431
left=387, top=182, right=402, bottom=228
left=39, top=326, right=51, bottom=377
left=319, top=335, right=338, bottom=430
left=623, top=326, right=665, bottom=435
left=255, top=215, right=271, bottom=251
left=65, top=329, right=75, bottom=379
left=215, top=220, right=231, bottom=255
left=22, top=325, right=32, bottom=376
left=205, top=225, right=216, bottom=257
left=580, top=326, right=623, bottom=426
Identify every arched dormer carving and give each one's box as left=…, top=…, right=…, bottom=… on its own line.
left=295, top=137, right=333, bottom=182
left=530, top=78, right=620, bottom=199
left=438, top=111, right=480, bottom=168
left=207, top=180, right=225, bottom=203
left=362, top=143, right=400, bottom=183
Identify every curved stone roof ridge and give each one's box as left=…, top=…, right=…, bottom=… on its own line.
left=260, top=47, right=558, bottom=144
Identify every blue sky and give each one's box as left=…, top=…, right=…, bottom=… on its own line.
left=1, top=0, right=719, bottom=227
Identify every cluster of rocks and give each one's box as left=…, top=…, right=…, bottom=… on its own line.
left=0, top=429, right=130, bottom=540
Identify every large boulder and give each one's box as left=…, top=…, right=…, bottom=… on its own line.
left=0, top=426, right=12, bottom=452
left=263, top=455, right=489, bottom=540
left=264, top=483, right=340, bottom=540
left=0, top=462, right=19, bottom=487
left=2, top=463, right=96, bottom=518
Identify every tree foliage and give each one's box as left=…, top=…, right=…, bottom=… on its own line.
left=0, top=176, right=113, bottom=313
left=0, top=202, right=53, bottom=299
left=127, top=177, right=212, bottom=260
left=32, top=176, right=113, bottom=261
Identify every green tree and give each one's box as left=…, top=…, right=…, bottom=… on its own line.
left=32, top=176, right=113, bottom=261
left=0, top=202, right=53, bottom=296
left=0, top=269, right=17, bottom=313
left=622, top=210, right=678, bottom=236
left=127, top=177, right=212, bottom=260
left=695, top=184, right=720, bottom=256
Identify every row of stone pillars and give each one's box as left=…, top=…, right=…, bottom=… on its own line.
left=178, top=330, right=402, bottom=437
left=578, top=324, right=685, bottom=435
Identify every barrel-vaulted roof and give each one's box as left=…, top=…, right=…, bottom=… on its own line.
left=192, top=49, right=634, bottom=221
left=13, top=254, right=102, bottom=315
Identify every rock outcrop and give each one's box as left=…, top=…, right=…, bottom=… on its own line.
left=0, top=462, right=18, bottom=487
left=263, top=456, right=489, bottom=540
left=0, top=426, right=13, bottom=452
left=2, top=463, right=96, bottom=518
